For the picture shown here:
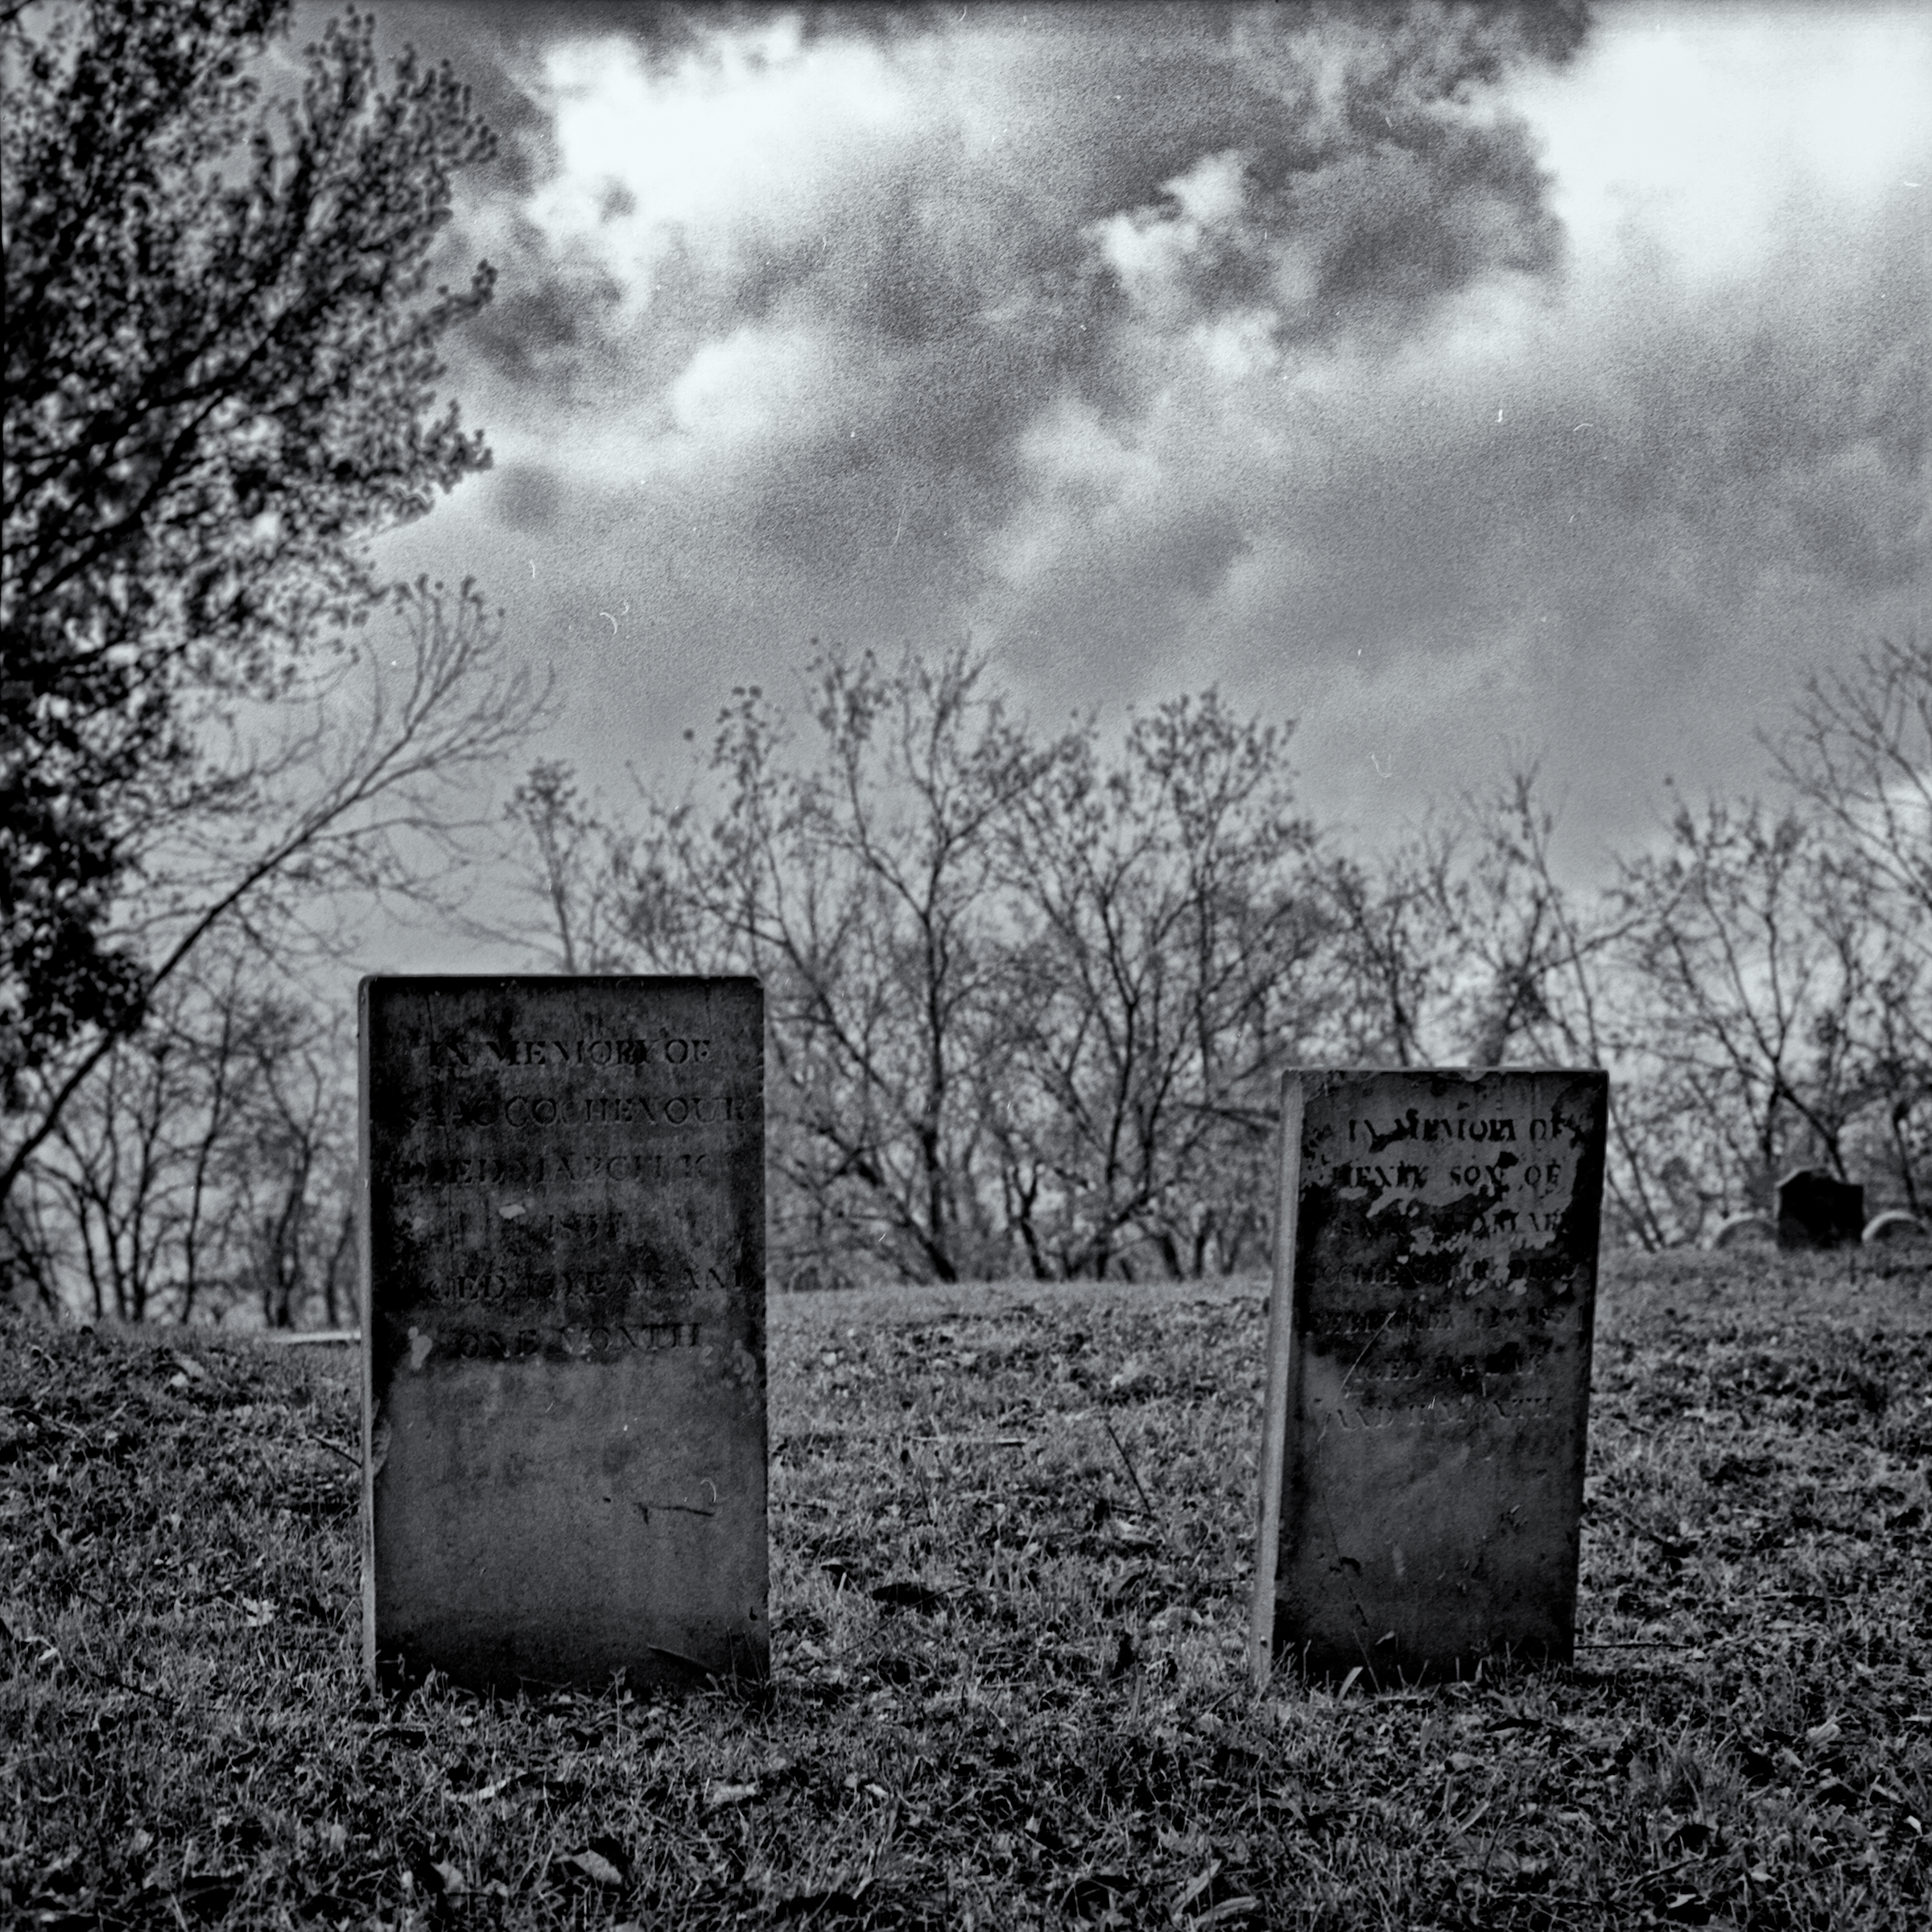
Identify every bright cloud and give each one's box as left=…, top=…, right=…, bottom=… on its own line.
left=369, top=0, right=1925, bottom=868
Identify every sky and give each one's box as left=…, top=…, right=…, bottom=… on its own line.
left=331, top=0, right=1925, bottom=943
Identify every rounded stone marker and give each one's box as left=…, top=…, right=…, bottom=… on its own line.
left=1708, top=1212, right=1775, bottom=1250
left=1863, top=1211, right=1929, bottom=1246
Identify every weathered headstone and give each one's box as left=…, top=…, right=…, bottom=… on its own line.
left=360, top=976, right=767, bottom=1692
left=1708, top=1212, right=1776, bottom=1251
left=1775, top=1167, right=1864, bottom=1252
left=1253, top=1068, right=1608, bottom=1685
left=1864, top=1210, right=1929, bottom=1247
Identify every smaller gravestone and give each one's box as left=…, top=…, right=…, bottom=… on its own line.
left=1775, top=1168, right=1864, bottom=1252
left=1864, top=1211, right=1929, bottom=1247
left=1253, top=1067, right=1608, bottom=1686
left=1708, top=1212, right=1776, bottom=1251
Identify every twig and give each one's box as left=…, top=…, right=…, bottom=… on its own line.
left=1100, top=1415, right=1158, bottom=1525
left=1611, top=1852, right=1707, bottom=1896
left=307, top=1432, right=361, bottom=1468
left=42, top=1637, right=178, bottom=1710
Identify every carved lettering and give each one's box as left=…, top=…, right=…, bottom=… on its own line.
left=425, top=1321, right=704, bottom=1362
left=466, top=1036, right=716, bottom=1070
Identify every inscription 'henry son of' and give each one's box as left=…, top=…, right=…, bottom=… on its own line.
left=1253, top=1067, right=1608, bottom=1685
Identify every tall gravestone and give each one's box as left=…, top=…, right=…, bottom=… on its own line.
left=1253, top=1068, right=1608, bottom=1685
left=360, top=976, right=767, bottom=1691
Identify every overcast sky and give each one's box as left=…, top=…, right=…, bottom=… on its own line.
left=337, top=0, right=1925, bottom=927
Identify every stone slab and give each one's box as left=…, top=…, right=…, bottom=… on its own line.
left=1708, top=1212, right=1776, bottom=1250
left=1864, top=1210, right=1928, bottom=1246
left=1776, top=1167, right=1864, bottom=1251
left=359, top=976, right=766, bottom=1692
left=1254, top=1068, right=1608, bottom=1684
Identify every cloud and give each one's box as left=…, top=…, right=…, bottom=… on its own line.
left=369, top=1, right=1924, bottom=868
left=968, top=10, right=1926, bottom=766
left=436, top=2, right=1586, bottom=566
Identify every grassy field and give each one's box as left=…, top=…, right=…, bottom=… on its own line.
left=4, top=1249, right=1929, bottom=1930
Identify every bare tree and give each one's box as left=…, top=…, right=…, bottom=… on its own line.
left=993, top=693, right=1323, bottom=1278
left=225, top=993, right=357, bottom=1330
left=1612, top=795, right=1870, bottom=1211
left=497, top=762, right=630, bottom=975
left=1765, top=634, right=1932, bottom=1213
left=1768, top=634, right=1932, bottom=942
left=20, top=952, right=270, bottom=1323
left=603, top=643, right=1071, bottom=1284
left=2, top=580, right=551, bottom=1309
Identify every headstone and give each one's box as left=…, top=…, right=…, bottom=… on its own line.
left=1253, top=1067, right=1608, bottom=1685
left=360, top=976, right=767, bottom=1692
left=1708, top=1212, right=1776, bottom=1250
left=1775, top=1167, right=1864, bottom=1252
left=1864, top=1210, right=1929, bottom=1247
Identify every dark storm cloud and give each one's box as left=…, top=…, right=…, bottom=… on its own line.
left=363, top=1, right=1924, bottom=872
left=424, top=0, right=1588, bottom=610
left=993, top=197, right=1923, bottom=693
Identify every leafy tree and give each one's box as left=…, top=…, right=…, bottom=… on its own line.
left=2, top=0, right=495, bottom=1100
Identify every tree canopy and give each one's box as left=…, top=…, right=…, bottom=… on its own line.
left=1, top=0, right=496, bottom=1095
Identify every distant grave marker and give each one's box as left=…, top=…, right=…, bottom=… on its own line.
left=1776, top=1168, right=1864, bottom=1252
left=360, top=976, right=767, bottom=1692
left=1708, top=1212, right=1776, bottom=1251
left=1863, top=1210, right=1928, bottom=1247
left=1253, top=1068, right=1608, bottom=1685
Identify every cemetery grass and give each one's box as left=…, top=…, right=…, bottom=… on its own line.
left=4, top=1255, right=1930, bottom=1931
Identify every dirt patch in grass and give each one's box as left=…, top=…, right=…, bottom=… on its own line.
left=4, top=1249, right=1928, bottom=1928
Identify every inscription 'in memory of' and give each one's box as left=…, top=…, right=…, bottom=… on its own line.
left=361, top=975, right=770, bottom=1694
left=424, top=1034, right=718, bottom=1069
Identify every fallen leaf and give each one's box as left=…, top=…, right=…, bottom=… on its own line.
left=454, top=1771, right=532, bottom=1803
left=568, top=1847, right=626, bottom=1888
left=1196, top=1899, right=1258, bottom=1927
